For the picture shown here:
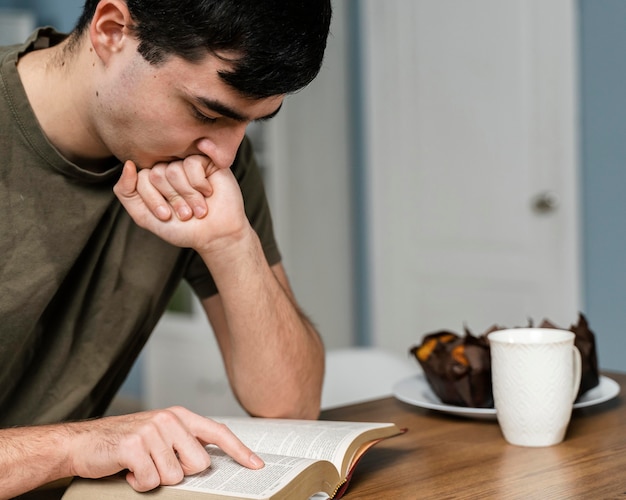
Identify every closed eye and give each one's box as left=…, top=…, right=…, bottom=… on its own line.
left=191, top=106, right=218, bottom=124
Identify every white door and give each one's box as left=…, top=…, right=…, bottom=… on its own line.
left=360, top=0, right=581, bottom=351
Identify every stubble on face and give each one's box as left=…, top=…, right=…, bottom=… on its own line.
left=91, top=46, right=281, bottom=172
left=90, top=47, right=191, bottom=169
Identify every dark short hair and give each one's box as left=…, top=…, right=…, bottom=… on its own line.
left=74, top=0, right=332, bottom=98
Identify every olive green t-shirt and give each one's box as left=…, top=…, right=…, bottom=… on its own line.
left=0, top=29, right=281, bottom=426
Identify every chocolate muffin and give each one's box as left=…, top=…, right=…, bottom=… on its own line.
left=410, top=313, right=599, bottom=407
left=410, top=329, right=493, bottom=408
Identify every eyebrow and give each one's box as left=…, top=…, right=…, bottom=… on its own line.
left=194, top=97, right=283, bottom=123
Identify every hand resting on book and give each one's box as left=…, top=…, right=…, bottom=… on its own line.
left=0, top=406, right=264, bottom=499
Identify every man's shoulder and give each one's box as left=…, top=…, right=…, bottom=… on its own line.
left=1, top=27, right=67, bottom=58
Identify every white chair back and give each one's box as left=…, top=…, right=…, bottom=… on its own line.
left=321, top=347, right=419, bottom=409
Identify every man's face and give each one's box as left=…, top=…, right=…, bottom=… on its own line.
left=91, top=42, right=283, bottom=171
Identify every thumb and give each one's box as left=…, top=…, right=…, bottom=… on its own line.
left=113, top=160, right=139, bottom=199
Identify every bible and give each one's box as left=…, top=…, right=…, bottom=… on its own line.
left=61, top=417, right=404, bottom=500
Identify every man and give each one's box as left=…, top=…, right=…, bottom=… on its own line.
left=0, top=0, right=332, bottom=496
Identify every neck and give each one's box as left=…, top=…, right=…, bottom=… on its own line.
left=17, top=34, right=116, bottom=171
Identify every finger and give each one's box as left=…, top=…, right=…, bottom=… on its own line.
left=162, top=158, right=211, bottom=219
left=182, top=155, right=214, bottom=198
left=126, top=469, right=161, bottom=493
left=169, top=407, right=264, bottom=470
left=138, top=162, right=193, bottom=220
left=147, top=409, right=212, bottom=478
left=205, top=160, right=223, bottom=178
left=115, top=162, right=172, bottom=222
left=121, top=411, right=196, bottom=489
left=123, top=448, right=162, bottom=492
left=134, top=167, right=180, bottom=221
left=207, top=421, right=264, bottom=469
left=149, top=444, right=186, bottom=486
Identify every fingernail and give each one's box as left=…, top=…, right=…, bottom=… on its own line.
left=250, top=453, right=264, bottom=468
left=194, top=205, right=207, bottom=218
left=177, top=206, right=192, bottom=220
left=156, top=205, right=170, bottom=220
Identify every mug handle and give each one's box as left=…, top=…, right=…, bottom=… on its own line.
left=571, top=346, right=582, bottom=402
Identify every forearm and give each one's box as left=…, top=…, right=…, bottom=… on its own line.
left=202, top=226, right=325, bottom=419
left=114, top=161, right=324, bottom=417
left=0, top=424, right=72, bottom=499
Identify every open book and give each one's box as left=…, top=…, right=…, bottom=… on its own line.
left=61, top=417, right=404, bottom=500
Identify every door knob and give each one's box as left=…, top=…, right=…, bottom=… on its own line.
left=532, top=191, right=559, bottom=214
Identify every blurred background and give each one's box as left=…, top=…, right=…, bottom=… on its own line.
left=2, top=0, right=624, bottom=414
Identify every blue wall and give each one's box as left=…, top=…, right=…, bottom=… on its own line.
left=579, top=0, right=626, bottom=372
left=0, top=0, right=81, bottom=32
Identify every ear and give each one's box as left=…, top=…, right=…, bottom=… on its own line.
left=89, top=0, right=134, bottom=65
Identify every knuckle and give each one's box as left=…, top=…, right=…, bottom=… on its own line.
left=164, top=165, right=183, bottom=183
left=189, top=177, right=209, bottom=191
left=151, top=408, right=179, bottom=427
left=161, top=467, right=185, bottom=486
left=148, top=167, right=166, bottom=183
left=183, top=155, right=206, bottom=168
left=122, top=432, right=147, bottom=452
left=213, top=422, right=231, bottom=438
left=181, top=444, right=212, bottom=474
left=138, top=473, right=161, bottom=492
left=183, top=456, right=211, bottom=477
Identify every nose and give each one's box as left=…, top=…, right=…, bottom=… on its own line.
left=195, top=122, right=248, bottom=170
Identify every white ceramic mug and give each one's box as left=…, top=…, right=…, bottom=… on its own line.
left=489, top=328, right=582, bottom=447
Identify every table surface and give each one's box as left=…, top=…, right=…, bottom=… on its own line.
left=19, top=372, right=625, bottom=500
left=321, top=371, right=626, bottom=500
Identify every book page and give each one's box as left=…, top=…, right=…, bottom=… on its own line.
left=172, top=447, right=312, bottom=498
left=214, top=417, right=394, bottom=474
left=62, top=451, right=337, bottom=500
left=168, top=447, right=334, bottom=499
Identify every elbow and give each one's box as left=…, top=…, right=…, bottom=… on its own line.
left=244, top=390, right=322, bottom=420
left=241, top=376, right=323, bottom=420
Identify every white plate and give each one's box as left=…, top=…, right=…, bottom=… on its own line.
left=392, top=373, right=621, bottom=420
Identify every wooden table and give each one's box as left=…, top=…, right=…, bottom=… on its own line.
left=19, top=372, right=625, bottom=500
left=321, top=371, right=626, bottom=499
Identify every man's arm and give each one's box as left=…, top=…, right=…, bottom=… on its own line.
left=0, top=407, right=262, bottom=499
left=203, top=261, right=324, bottom=419
left=114, top=158, right=325, bottom=419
